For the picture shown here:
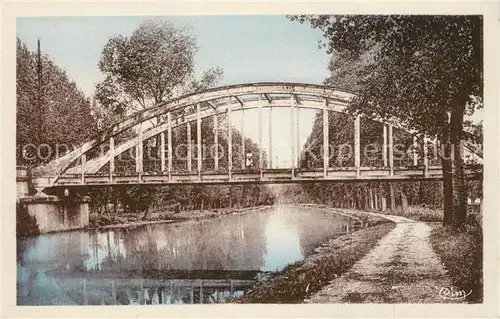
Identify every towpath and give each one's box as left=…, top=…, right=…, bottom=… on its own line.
left=306, top=212, right=463, bottom=303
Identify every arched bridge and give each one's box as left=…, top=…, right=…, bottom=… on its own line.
left=31, top=82, right=482, bottom=192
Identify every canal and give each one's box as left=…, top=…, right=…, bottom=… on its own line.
left=17, top=205, right=351, bottom=305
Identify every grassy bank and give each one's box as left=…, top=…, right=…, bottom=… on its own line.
left=429, top=216, right=483, bottom=303
left=89, top=205, right=270, bottom=230
left=378, top=206, right=443, bottom=222
left=297, top=204, right=391, bottom=227
left=236, top=217, right=396, bottom=303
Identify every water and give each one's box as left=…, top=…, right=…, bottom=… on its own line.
left=17, top=205, right=350, bottom=305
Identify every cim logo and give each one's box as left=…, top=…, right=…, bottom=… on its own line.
left=438, top=286, right=472, bottom=301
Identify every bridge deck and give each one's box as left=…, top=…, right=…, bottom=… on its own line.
left=45, top=165, right=482, bottom=187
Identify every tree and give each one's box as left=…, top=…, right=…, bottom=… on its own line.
left=290, top=15, right=482, bottom=228
left=90, top=20, right=280, bottom=220
left=16, top=38, right=97, bottom=167
left=95, top=20, right=223, bottom=114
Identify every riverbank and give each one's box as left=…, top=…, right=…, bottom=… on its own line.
left=89, top=205, right=271, bottom=231
left=237, top=205, right=482, bottom=303
left=235, top=207, right=396, bottom=303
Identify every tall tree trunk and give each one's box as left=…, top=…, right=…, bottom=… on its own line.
left=368, top=187, right=374, bottom=210
left=354, top=188, right=359, bottom=209
left=400, top=191, right=408, bottom=210
left=418, top=181, right=425, bottom=205
left=364, top=187, right=369, bottom=210
left=389, top=183, right=396, bottom=211
left=381, top=194, right=387, bottom=211
left=450, top=106, right=467, bottom=228
left=440, top=114, right=454, bottom=227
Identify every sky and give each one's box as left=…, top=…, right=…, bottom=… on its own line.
left=16, top=15, right=330, bottom=97
left=17, top=15, right=330, bottom=167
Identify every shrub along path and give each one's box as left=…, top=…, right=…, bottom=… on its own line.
left=306, top=212, right=465, bottom=303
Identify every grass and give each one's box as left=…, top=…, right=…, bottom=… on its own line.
left=429, top=214, right=483, bottom=303
left=235, top=222, right=396, bottom=303
left=380, top=206, right=443, bottom=222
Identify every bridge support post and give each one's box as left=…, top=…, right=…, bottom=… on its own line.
left=259, top=96, right=263, bottom=177
left=323, top=98, right=329, bottom=178
left=197, top=103, right=202, bottom=178
left=383, top=124, right=388, bottom=167
left=296, top=107, right=300, bottom=168
left=268, top=107, right=273, bottom=169
left=354, top=115, right=360, bottom=177
left=167, top=112, right=172, bottom=179
left=213, top=114, right=219, bottom=171
left=412, top=135, right=418, bottom=166
left=290, top=95, right=295, bottom=178
left=136, top=122, right=143, bottom=180
left=423, top=136, right=429, bottom=177
left=227, top=107, right=232, bottom=179
left=16, top=166, right=29, bottom=199
left=109, top=137, right=114, bottom=182
left=160, top=132, right=166, bottom=173
left=187, top=121, right=192, bottom=172
left=241, top=109, right=245, bottom=170
left=81, top=154, right=86, bottom=184
left=388, top=124, right=394, bottom=176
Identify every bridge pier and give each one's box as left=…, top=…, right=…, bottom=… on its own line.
left=18, top=192, right=90, bottom=234
left=16, top=165, right=30, bottom=200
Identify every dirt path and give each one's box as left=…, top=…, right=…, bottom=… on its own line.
left=306, top=212, right=462, bottom=303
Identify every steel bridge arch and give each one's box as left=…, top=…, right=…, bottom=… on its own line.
left=67, top=96, right=358, bottom=175
left=34, top=82, right=356, bottom=177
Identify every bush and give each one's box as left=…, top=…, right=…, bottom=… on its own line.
left=430, top=219, right=483, bottom=303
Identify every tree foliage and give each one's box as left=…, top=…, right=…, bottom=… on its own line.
left=290, top=15, right=482, bottom=134
left=16, top=38, right=97, bottom=166
left=95, top=20, right=223, bottom=115
left=290, top=15, right=483, bottom=228
left=89, top=20, right=276, bottom=220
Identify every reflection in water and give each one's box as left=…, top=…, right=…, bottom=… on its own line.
left=17, top=206, right=349, bottom=305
